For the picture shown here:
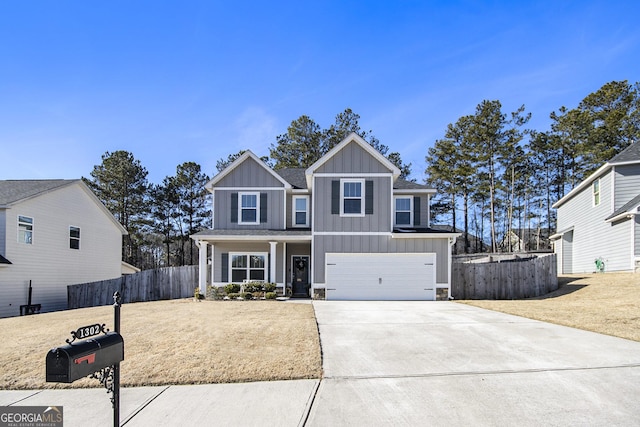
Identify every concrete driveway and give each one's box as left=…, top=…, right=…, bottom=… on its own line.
left=308, top=301, right=640, bottom=426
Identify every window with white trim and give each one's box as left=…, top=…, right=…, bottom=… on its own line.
left=293, top=195, right=309, bottom=227
left=394, top=197, right=413, bottom=226
left=69, top=226, right=80, bottom=250
left=341, top=179, right=364, bottom=216
left=592, top=179, right=600, bottom=206
left=230, top=253, right=267, bottom=282
left=18, top=215, right=33, bottom=244
left=239, top=192, right=259, bottom=224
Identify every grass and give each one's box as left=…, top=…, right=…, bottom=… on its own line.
left=459, top=272, right=640, bottom=342
left=0, top=299, right=322, bottom=390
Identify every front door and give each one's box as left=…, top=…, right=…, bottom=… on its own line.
left=292, top=256, right=309, bottom=297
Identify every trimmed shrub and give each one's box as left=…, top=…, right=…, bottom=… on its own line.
left=225, top=283, right=241, bottom=294
left=264, top=282, right=276, bottom=292
left=241, top=292, right=253, bottom=300
left=265, top=292, right=277, bottom=300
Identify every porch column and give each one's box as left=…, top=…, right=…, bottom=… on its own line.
left=198, top=240, right=208, bottom=294
left=269, top=241, right=277, bottom=283
left=282, top=242, right=287, bottom=291
left=210, top=243, right=215, bottom=290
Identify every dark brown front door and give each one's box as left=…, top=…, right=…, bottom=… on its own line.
left=292, top=256, right=309, bottom=297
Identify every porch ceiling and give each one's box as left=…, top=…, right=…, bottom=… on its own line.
left=192, top=228, right=311, bottom=242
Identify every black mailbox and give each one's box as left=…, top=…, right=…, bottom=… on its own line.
left=46, top=332, right=124, bottom=383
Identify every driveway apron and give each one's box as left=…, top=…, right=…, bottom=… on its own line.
left=308, top=301, right=640, bottom=426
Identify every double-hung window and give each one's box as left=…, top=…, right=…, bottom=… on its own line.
left=230, top=253, right=267, bottom=282
left=18, top=216, right=33, bottom=244
left=394, top=197, right=413, bottom=226
left=341, top=179, right=365, bottom=216
left=592, top=179, right=600, bottom=206
left=239, top=192, right=259, bottom=224
left=293, top=196, right=309, bottom=227
left=69, top=226, right=80, bottom=250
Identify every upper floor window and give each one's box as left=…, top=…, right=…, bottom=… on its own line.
left=394, top=197, right=413, bottom=226
left=341, top=179, right=364, bottom=216
left=592, top=179, right=600, bottom=206
left=18, top=215, right=33, bottom=244
left=69, top=226, right=80, bottom=250
left=239, top=192, right=259, bottom=224
left=293, top=196, right=309, bottom=227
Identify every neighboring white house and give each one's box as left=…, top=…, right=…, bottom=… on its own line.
left=551, top=141, right=640, bottom=274
left=0, top=180, right=126, bottom=317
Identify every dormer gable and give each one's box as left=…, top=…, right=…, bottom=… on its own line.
left=206, top=151, right=291, bottom=190
left=305, top=133, right=400, bottom=189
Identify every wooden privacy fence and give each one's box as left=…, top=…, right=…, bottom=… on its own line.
left=451, top=254, right=557, bottom=300
left=68, top=265, right=199, bottom=309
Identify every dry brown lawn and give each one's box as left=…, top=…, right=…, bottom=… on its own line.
left=459, top=272, right=640, bottom=342
left=0, top=299, right=322, bottom=390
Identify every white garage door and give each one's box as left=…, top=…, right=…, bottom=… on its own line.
left=325, top=253, right=436, bottom=300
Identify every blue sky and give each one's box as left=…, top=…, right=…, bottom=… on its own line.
left=1, top=1, right=639, bottom=184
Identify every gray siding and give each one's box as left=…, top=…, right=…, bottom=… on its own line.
left=614, top=164, right=640, bottom=210
left=217, top=157, right=284, bottom=188
left=562, top=231, right=573, bottom=274
left=556, top=169, right=632, bottom=272
left=313, top=235, right=449, bottom=284
left=316, top=142, right=391, bottom=174
left=0, top=209, right=5, bottom=255
left=214, top=189, right=284, bottom=230
left=313, top=176, right=392, bottom=232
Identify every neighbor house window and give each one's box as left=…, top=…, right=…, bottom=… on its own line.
left=69, top=226, right=80, bottom=250
left=593, top=179, right=600, bottom=206
left=239, top=192, right=259, bottom=224
left=18, top=216, right=33, bottom=244
left=293, top=196, right=309, bottom=227
left=394, top=197, right=413, bottom=226
left=230, top=253, right=267, bottom=282
left=341, top=179, right=364, bottom=216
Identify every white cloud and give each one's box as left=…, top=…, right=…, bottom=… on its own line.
left=231, top=107, right=279, bottom=156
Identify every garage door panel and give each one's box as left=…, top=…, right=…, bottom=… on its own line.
left=325, top=253, right=436, bottom=300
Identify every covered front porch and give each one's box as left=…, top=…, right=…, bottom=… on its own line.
left=191, top=229, right=312, bottom=297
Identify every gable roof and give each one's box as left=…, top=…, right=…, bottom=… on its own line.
left=605, top=193, right=640, bottom=222
left=305, top=133, right=401, bottom=188
left=0, top=179, right=127, bottom=235
left=0, top=180, right=76, bottom=207
left=609, top=140, right=640, bottom=163
left=276, top=168, right=307, bottom=189
left=206, top=150, right=291, bottom=190
left=553, top=140, right=640, bottom=208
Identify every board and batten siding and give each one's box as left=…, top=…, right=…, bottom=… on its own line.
left=614, top=164, right=640, bottom=210
left=313, top=176, right=392, bottom=233
left=215, top=156, right=285, bottom=188
left=313, top=234, right=449, bottom=284
left=0, top=183, right=123, bottom=318
left=315, top=141, right=391, bottom=174
left=556, top=169, right=632, bottom=272
left=214, top=189, right=284, bottom=230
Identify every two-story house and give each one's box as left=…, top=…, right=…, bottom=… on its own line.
left=550, top=141, right=640, bottom=273
left=0, top=180, right=126, bottom=317
left=192, top=133, right=459, bottom=300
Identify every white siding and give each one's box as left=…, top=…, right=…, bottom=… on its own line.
left=556, top=170, right=632, bottom=273
left=0, top=183, right=123, bottom=317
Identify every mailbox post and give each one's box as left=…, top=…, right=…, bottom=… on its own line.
left=46, top=292, right=123, bottom=427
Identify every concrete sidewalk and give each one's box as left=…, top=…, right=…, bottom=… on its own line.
left=308, top=301, right=640, bottom=426
left=1, top=380, right=319, bottom=426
